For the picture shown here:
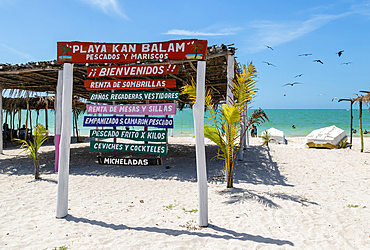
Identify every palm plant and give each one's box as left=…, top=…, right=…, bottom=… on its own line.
left=14, top=124, right=49, bottom=179
left=246, top=108, right=269, bottom=133
left=260, top=130, right=272, bottom=146
left=181, top=63, right=267, bottom=188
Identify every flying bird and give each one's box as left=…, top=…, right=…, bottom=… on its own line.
left=299, top=53, right=312, bottom=56
left=341, top=62, right=352, bottom=65
left=262, top=61, right=276, bottom=67
left=337, top=50, right=344, bottom=57
left=319, top=93, right=326, bottom=96
left=313, top=59, right=323, bottom=64
left=264, top=45, right=273, bottom=50
left=295, top=73, right=304, bottom=78
left=332, top=97, right=338, bottom=102
left=282, top=82, right=302, bottom=87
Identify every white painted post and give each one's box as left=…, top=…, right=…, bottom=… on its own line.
left=226, top=55, right=234, bottom=105
left=170, top=115, right=174, bottom=137
left=245, top=108, right=249, bottom=146
left=239, top=108, right=246, bottom=161
left=112, top=90, right=117, bottom=157
left=0, top=85, right=3, bottom=154
left=194, top=61, right=208, bottom=227
left=55, top=70, right=63, bottom=172
left=56, top=63, right=73, bottom=218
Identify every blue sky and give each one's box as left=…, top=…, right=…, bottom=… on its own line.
left=1, top=0, right=370, bottom=109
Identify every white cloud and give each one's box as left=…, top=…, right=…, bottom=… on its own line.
left=0, top=44, right=33, bottom=61
left=350, top=0, right=370, bottom=16
left=164, top=29, right=236, bottom=36
left=77, top=0, right=128, bottom=19
left=245, top=12, right=352, bottom=53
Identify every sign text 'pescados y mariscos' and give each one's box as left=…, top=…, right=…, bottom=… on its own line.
left=57, top=39, right=207, bottom=63
left=83, top=116, right=173, bottom=129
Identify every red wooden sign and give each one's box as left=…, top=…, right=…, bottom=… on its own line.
left=87, top=64, right=178, bottom=78
left=57, top=39, right=207, bottom=64
left=84, top=79, right=176, bottom=91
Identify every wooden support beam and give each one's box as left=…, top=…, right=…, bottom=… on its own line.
left=30, top=72, right=58, bottom=82
left=56, top=63, right=73, bottom=218
left=0, top=85, right=3, bottom=154
left=194, top=60, right=208, bottom=227
left=188, top=61, right=197, bottom=72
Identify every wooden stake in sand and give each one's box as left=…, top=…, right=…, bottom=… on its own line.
left=194, top=61, right=208, bottom=227
left=56, top=63, right=73, bottom=218
left=55, top=70, right=63, bottom=172
left=0, top=85, right=3, bottom=154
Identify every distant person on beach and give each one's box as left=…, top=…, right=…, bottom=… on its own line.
left=364, top=130, right=368, bottom=134
left=19, top=125, right=26, bottom=139
left=352, top=129, right=357, bottom=134
left=292, top=125, right=296, bottom=129
left=251, top=125, right=257, bottom=137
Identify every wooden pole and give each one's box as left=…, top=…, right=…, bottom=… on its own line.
left=36, top=109, right=39, bottom=125
left=25, top=99, right=29, bottom=140
left=226, top=55, right=234, bottom=105
left=29, top=109, right=32, bottom=136
left=74, top=99, right=79, bottom=142
left=350, top=101, right=353, bottom=149
left=194, top=60, right=208, bottom=227
left=56, top=63, right=73, bottom=218
left=55, top=70, right=63, bottom=172
left=245, top=108, right=249, bottom=146
left=72, top=99, right=76, bottom=139
left=360, top=101, right=364, bottom=152
left=18, top=109, right=21, bottom=133
left=0, top=85, right=3, bottom=154
left=10, top=106, right=13, bottom=141
left=45, top=99, right=49, bottom=131
left=112, top=90, right=117, bottom=157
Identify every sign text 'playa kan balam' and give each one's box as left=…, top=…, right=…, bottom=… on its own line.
left=57, top=39, right=207, bottom=63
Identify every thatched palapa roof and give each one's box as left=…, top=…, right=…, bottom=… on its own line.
left=0, top=44, right=237, bottom=108
left=1, top=96, right=87, bottom=110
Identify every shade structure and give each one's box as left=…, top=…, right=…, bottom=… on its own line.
left=260, top=127, right=287, bottom=144
left=305, top=125, right=347, bottom=149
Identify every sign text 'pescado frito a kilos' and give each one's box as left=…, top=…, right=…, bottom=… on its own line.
left=90, top=129, right=166, bottom=142
left=57, top=39, right=207, bottom=64
left=86, top=103, right=176, bottom=116
left=84, top=79, right=176, bottom=91
left=89, top=91, right=179, bottom=101
left=97, top=156, right=162, bottom=166
left=83, top=116, right=173, bottom=128
left=87, top=64, right=178, bottom=78
left=90, top=141, right=167, bottom=155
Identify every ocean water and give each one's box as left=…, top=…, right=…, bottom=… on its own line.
left=3, top=109, right=370, bottom=137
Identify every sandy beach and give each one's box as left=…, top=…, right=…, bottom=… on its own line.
left=1, top=136, right=370, bottom=249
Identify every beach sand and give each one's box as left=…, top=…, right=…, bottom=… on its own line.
left=1, top=136, right=370, bottom=249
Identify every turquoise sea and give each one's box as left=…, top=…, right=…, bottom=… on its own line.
left=3, top=109, right=370, bottom=137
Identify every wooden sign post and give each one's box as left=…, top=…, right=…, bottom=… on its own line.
left=54, top=70, right=63, bottom=172
left=0, top=85, right=3, bottom=154
left=194, top=61, right=208, bottom=227
left=56, top=39, right=208, bottom=226
left=56, top=63, right=73, bottom=218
